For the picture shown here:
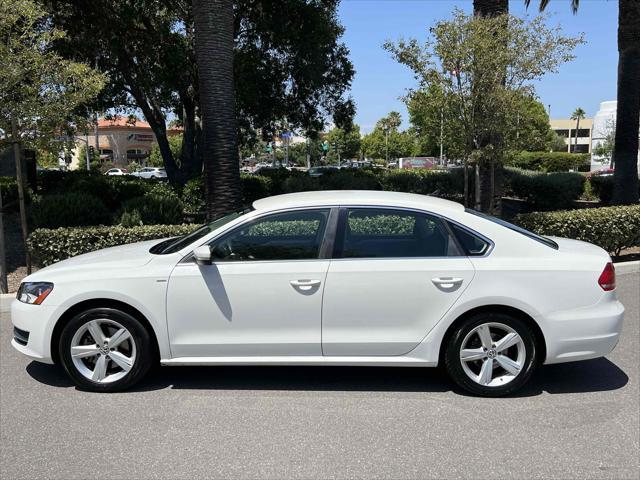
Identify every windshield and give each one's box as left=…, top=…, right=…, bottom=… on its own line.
left=150, top=209, right=251, bottom=255
left=465, top=209, right=558, bottom=250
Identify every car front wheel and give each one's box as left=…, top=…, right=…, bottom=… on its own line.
left=59, top=308, right=153, bottom=392
left=444, top=313, right=538, bottom=397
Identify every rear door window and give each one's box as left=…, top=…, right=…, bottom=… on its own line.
left=335, top=208, right=458, bottom=258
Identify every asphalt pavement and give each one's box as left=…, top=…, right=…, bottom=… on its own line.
left=1, top=273, right=638, bottom=479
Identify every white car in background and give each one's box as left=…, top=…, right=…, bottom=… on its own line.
left=11, top=191, right=624, bottom=396
left=104, top=168, right=129, bottom=176
left=130, top=167, right=167, bottom=179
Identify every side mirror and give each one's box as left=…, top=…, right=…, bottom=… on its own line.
left=193, top=245, right=212, bottom=266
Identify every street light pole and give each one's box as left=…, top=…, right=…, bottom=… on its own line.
left=385, top=127, right=389, bottom=164
left=439, top=108, right=444, bottom=166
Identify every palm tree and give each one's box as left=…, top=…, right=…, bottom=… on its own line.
left=192, top=0, right=242, bottom=220
left=571, top=107, right=586, bottom=153
left=526, top=0, right=639, bottom=204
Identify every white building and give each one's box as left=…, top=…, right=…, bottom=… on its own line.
left=591, top=100, right=640, bottom=172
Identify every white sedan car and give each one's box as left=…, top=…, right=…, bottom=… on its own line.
left=130, top=167, right=167, bottom=179
left=104, top=168, right=129, bottom=176
left=11, top=191, right=624, bottom=396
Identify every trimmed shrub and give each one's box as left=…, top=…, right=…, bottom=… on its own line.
left=31, top=193, right=111, bottom=228
left=515, top=204, right=640, bottom=255
left=320, top=169, right=382, bottom=190
left=182, top=176, right=204, bottom=215
left=382, top=169, right=464, bottom=197
left=505, top=168, right=585, bottom=211
left=0, top=176, right=32, bottom=209
left=28, top=224, right=200, bottom=266
left=118, top=194, right=184, bottom=225
left=508, top=152, right=590, bottom=172
left=242, top=174, right=272, bottom=204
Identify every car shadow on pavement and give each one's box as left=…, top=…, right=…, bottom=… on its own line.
left=26, top=357, right=628, bottom=396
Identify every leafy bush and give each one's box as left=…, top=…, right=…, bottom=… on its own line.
left=0, top=176, right=31, bottom=209
left=508, top=152, right=589, bottom=172
left=30, top=193, right=112, bottom=228
left=28, top=224, right=199, bottom=266
left=118, top=194, right=184, bottom=225
left=515, top=204, right=640, bottom=255
left=505, top=168, right=585, bottom=211
left=320, top=169, right=382, bottom=190
left=242, top=174, right=272, bottom=204
left=181, top=176, right=204, bottom=215
left=382, top=169, right=464, bottom=197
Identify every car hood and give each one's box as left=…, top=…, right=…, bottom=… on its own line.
left=548, top=236, right=610, bottom=260
left=33, top=239, right=162, bottom=276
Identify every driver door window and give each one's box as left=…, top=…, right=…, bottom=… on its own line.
left=210, top=209, right=330, bottom=261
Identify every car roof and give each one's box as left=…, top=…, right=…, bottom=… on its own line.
left=252, top=190, right=464, bottom=213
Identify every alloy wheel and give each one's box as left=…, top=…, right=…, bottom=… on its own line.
left=70, top=319, right=137, bottom=383
left=459, top=322, right=526, bottom=387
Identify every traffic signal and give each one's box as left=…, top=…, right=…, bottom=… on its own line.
left=322, top=141, right=329, bottom=153
left=89, top=146, right=95, bottom=156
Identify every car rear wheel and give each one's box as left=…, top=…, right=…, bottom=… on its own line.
left=59, top=308, right=153, bottom=392
left=444, top=313, right=538, bottom=397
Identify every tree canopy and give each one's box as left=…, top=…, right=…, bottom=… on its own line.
left=45, top=0, right=355, bottom=184
left=0, top=0, right=105, bottom=151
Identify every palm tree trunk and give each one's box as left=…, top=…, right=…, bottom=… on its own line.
left=192, top=0, right=242, bottom=220
left=574, top=117, right=580, bottom=152
left=612, top=0, right=640, bottom=205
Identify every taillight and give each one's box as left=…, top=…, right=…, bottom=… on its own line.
left=598, top=262, right=616, bottom=291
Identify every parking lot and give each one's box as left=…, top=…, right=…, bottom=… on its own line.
left=1, top=271, right=638, bottom=479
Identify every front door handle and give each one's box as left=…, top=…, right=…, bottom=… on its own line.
left=432, top=277, right=464, bottom=290
left=290, top=279, right=321, bottom=291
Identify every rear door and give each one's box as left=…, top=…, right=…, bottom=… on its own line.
left=322, top=207, right=475, bottom=356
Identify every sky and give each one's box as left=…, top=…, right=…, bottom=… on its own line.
left=338, top=0, right=619, bottom=133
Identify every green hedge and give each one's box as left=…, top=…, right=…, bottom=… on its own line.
left=508, top=152, right=590, bottom=172
left=118, top=194, right=184, bottom=226
left=506, top=168, right=585, bottom=211
left=28, top=224, right=200, bottom=266
left=515, top=204, right=640, bottom=255
left=589, top=175, right=640, bottom=205
left=382, top=169, right=465, bottom=198
left=31, top=193, right=112, bottom=228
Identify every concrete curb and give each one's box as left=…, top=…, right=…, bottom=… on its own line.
left=1, top=261, right=637, bottom=299
left=615, top=260, right=640, bottom=275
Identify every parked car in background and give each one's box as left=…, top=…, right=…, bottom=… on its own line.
left=11, top=191, right=624, bottom=396
left=308, top=166, right=338, bottom=177
left=130, top=167, right=167, bottom=179
left=587, top=167, right=615, bottom=178
left=104, top=168, right=129, bottom=176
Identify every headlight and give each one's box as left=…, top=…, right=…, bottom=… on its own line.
left=17, top=282, right=54, bottom=305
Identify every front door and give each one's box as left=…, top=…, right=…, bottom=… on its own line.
left=322, top=208, right=475, bottom=356
left=167, top=209, right=332, bottom=357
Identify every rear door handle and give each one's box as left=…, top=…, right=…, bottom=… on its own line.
left=290, top=279, right=321, bottom=291
left=432, top=277, right=464, bottom=289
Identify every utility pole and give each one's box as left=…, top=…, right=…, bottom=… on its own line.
left=85, top=130, right=90, bottom=170
left=439, top=108, right=444, bottom=165
left=306, top=137, right=311, bottom=169
left=385, top=127, right=390, bottom=165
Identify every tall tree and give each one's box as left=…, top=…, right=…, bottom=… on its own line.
left=0, top=0, right=104, bottom=272
left=570, top=107, right=586, bottom=152
left=46, top=0, right=355, bottom=186
left=526, top=0, right=639, bottom=204
left=192, top=0, right=241, bottom=219
left=473, top=0, right=508, bottom=212
left=612, top=0, right=640, bottom=204
left=386, top=11, right=582, bottom=208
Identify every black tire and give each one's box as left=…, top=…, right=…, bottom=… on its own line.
left=444, top=313, right=538, bottom=397
left=59, top=308, right=154, bottom=392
